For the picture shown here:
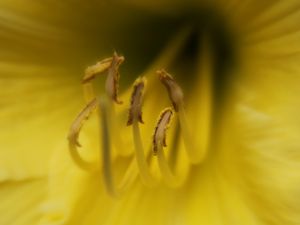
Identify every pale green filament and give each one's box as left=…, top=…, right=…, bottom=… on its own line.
left=99, top=97, right=115, bottom=196
left=68, top=142, right=98, bottom=172
left=177, top=102, right=202, bottom=164
left=156, top=141, right=184, bottom=187
left=132, top=121, right=156, bottom=186
left=107, top=102, right=131, bottom=156
left=99, top=97, right=141, bottom=197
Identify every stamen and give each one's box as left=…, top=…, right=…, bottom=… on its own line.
left=82, top=57, right=113, bottom=84
left=153, top=108, right=184, bottom=187
left=157, top=69, right=184, bottom=112
left=105, top=51, right=124, bottom=104
left=67, top=98, right=99, bottom=171
left=127, top=77, right=156, bottom=186
left=158, top=70, right=201, bottom=164
left=81, top=52, right=127, bottom=155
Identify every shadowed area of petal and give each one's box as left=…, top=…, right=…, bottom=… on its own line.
left=233, top=1, right=300, bottom=57
left=0, top=1, right=83, bottom=66
left=0, top=178, right=47, bottom=225
left=0, top=0, right=187, bottom=75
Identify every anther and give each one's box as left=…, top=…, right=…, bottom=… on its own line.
left=153, top=108, right=173, bottom=155
left=82, top=57, right=113, bottom=84
left=82, top=51, right=124, bottom=105
left=127, top=77, right=146, bottom=126
left=105, top=51, right=124, bottom=104
left=157, top=69, right=183, bottom=112
left=67, top=97, right=98, bottom=171
left=68, top=98, right=98, bottom=147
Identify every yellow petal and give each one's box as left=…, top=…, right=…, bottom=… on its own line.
left=212, top=56, right=300, bottom=224
left=0, top=178, right=47, bottom=225
left=0, top=62, right=82, bottom=180
left=238, top=1, right=300, bottom=56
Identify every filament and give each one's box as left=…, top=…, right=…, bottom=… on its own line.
left=132, top=121, right=156, bottom=186
left=98, top=97, right=140, bottom=197
left=168, top=121, right=181, bottom=169
left=177, top=102, right=201, bottom=164
left=107, top=101, right=130, bottom=156
left=68, top=142, right=98, bottom=172
left=156, top=141, right=184, bottom=187
left=98, top=97, right=115, bottom=195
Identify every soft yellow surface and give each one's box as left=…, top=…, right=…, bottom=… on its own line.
left=0, top=1, right=300, bottom=225
left=0, top=178, right=47, bottom=225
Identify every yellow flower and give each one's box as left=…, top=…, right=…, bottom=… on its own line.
left=1, top=1, right=300, bottom=225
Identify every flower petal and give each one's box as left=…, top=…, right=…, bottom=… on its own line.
left=214, top=54, right=300, bottom=224
left=0, top=178, right=47, bottom=225
left=0, top=62, right=82, bottom=180
left=239, top=1, right=300, bottom=56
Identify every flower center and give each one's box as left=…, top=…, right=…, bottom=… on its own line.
left=67, top=22, right=233, bottom=196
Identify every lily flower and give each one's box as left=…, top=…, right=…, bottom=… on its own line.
left=1, top=1, right=300, bottom=225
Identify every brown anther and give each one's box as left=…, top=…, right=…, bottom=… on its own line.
left=68, top=98, right=98, bottom=147
left=127, top=77, right=146, bottom=126
left=82, top=57, right=113, bottom=84
left=153, top=108, right=173, bottom=155
left=157, top=69, right=184, bottom=112
left=105, top=51, right=125, bottom=104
